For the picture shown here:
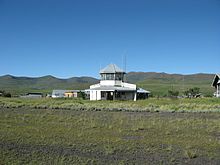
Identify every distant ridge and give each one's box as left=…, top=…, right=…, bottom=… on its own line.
left=126, top=72, right=214, bottom=83
left=126, top=72, right=214, bottom=96
left=0, top=72, right=215, bottom=96
left=0, top=74, right=99, bottom=95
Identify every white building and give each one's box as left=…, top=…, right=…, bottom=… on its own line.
left=86, top=64, right=150, bottom=101
left=52, top=90, right=84, bottom=98
left=212, top=74, right=220, bottom=98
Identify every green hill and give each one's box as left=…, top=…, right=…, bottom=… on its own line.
left=126, top=72, right=215, bottom=96
left=0, top=72, right=216, bottom=96
left=0, top=75, right=99, bottom=95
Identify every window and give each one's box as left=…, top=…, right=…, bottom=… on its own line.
left=116, top=92, right=121, bottom=98
left=101, top=73, right=124, bottom=80
left=101, top=74, right=106, bottom=80
left=106, top=74, right=114, bottom=80
left=101, top=91, right=105, bottom=97
left=115, top=73, right=124, bottom=81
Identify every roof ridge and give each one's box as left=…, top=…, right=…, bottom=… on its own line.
left=100, top=64, right=125, bottom=74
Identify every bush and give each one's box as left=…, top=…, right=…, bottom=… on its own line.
left=0, top=90, right=11, bottom=97
left=168, top=90, right=179, bottom=98
left=184, top=87, right=200, bottom=98
left=185, top=150, right=197, bottom=159
left=78, top=91, right=86, bottom=99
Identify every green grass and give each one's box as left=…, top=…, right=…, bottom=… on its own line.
left=0, top=97, right=220, bottom=112
left=137, top=80, right=214, bottom=97
left=0, top=107, right=220, bottom=164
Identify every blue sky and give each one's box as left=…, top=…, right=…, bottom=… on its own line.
left=0, top=0, right=220, bottom=78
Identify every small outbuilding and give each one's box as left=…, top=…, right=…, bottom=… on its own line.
left=52, top=90, right=84, bottom=98
left=20, top=93, right=43, bottom=98
left=212, top=74, right=220, bottom=98
left=137, top=88, right=150, bottom=99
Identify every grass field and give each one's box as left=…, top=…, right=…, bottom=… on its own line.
left=0, top=97, right=220, bottom=112
left=0, top=106, right=220, bottom=164
left=0, top=97, right=220, bottom=164
left=137, top=80, right=214, bottom=97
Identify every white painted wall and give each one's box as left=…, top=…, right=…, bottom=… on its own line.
left=100, top=80, right=122, bottom=86
left=90, top=90, right=101, bottom=100
left=217, top=84, right=220, bottom=98
left=90, top=91, right=95, bottom=100
left=122, top=82, right=136, bottom=89
left=90, top=83, right=101, bottom=89
left=97, top=91, right=101, bottom=100
left=99, top=81, right=136, bottom=89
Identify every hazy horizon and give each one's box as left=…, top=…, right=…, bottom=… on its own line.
left=0, top=71, right=217, bottom=79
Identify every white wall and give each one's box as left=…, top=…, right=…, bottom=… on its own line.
left=90, top=90, right=101, bottom=100
left=122, top=82, right=136, bottom=89
left=100, top=80, right=122, bottom=86
left=90, top=83, right=101, bottom=89
left=217, top=84, right=220, bottom=98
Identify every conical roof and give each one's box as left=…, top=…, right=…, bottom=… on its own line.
left=100, top=64, right=125, bottom=74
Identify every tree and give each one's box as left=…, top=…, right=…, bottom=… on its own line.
left=168, top=90, right=179, bottom=98
left=184, top=87, right=200, bottom=98
left=78, top=91, right=86, bottom=99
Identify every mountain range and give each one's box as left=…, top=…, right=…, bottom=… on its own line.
left=0, top=72, right=215, bottom=96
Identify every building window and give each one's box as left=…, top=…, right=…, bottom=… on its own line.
left=101, top=91, right=105, bottom=98
left=115, top=73, right=124, bottom=81
left=101, top=73, right=124, bottom=81
left=101, top=74, right=106, bottom=80
left=106, top=74, right=114, bottom=80
left=116, top=92, right=121, bottom=98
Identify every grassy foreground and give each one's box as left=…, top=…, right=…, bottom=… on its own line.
left=0, top=107, right=220, bottom=164
left=0, top=97, right=220, bottom=112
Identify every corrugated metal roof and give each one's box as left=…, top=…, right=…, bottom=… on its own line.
left=100, top=64, right=125, bottom=74
left=88, top=86, right=136, bottom=91
left=137, top=88, right=150, bottom=93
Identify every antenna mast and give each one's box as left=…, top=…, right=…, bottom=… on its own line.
left=122, top=51, right=127, bottom=82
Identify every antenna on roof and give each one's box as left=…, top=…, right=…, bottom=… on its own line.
left=122, top=50, right=127, bottom=72
left=122, top=50, right=127, bottom=82
left=99, top=63, right=102, bottom=79
left=124, top=55, right=127, bottom=73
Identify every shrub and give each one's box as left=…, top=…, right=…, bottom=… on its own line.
left=168, top=90, right=179, bottom=98
left=185, top=150, right=197, bottom=159
left=0, top=90, right=11, bottom=97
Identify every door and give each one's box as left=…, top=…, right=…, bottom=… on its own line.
left=106, top=92, right=113, bottom=100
